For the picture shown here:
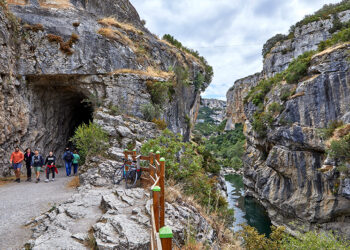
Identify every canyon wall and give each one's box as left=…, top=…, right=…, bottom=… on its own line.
left=226, top=9, right=350, bottom=237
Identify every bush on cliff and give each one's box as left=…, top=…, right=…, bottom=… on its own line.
left=285, top=50, right=316, bottom=84
left=141, top=129, right=233, bottom=223
left=240, top=225, right=350, bottom=250
left=318, top=26, right=350, bottom=51
left=262, top=0, right=350, bottom=57
left=70, top=122, right=109, bottom=164
left=162, top=34, right=213, bottom=84
left=262, top=34, right=287, bottom=58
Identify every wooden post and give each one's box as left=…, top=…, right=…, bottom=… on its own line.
left=149, top=150, right=154, bottom=181
left=159, top=157, right=165, bottom=228
left=155, top=151, right=160, bottom=175
left=159, top=226, right=173, bottom=250
left=152, top=185, right=161, bottom=232
left=124, top=149, right=128, bottom=171
left=132, top=149, right=137, bottom=161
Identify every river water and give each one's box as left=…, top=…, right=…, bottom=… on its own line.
left=225, top=174, right=272, bottom=236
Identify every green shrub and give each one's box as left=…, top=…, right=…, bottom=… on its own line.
left=295, top=1, right=350, bottom=28
left=162, top=34, right=213, bottom=86
left=328, top=133, right=350, bottom=162
left=239, top=225, right=350, bottom=250
left=268, top=102, right=284, bottom=114
left=194, top=72, right=205, bottom=91
left=262, top=34, right=287, bottom=58
left=70, top=122, right=108, bottom=164
left=285, top=51, right=316, bottom=84
left=281, top=230, right=350, bottom=249
left=318, top=26, right=350, bottom=51
left=329, top=14, right=343, bottom=33
left=280, top=88, right=295, bottom=101
left=141, top=103, right=160, bottom=121
left=245, top=73, right=283, bottom=105
left=141, top=129, right=233, bottom=222
left=319, top=120, right=344, bottom=139
left=146, top=81, right=173, bottom=105
left=174, top=66, right=190, bottom=87
left=108, top=103, right=120, bottom=116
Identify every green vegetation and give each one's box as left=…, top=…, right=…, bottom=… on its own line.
left=245, top=49, right=318, bottom=136
left=244, top=73, right=283, bottom=106
left=263, top=0, right=350, bottom=57
left=296, top=1, right=350, bottom=28
left=163, top=34, right=214, bottom=84
left=239, top=225, right=350, bottom=250
left=205, top=124, right=246, bottom=170
left=146, top=80, right=174, bottom=106
left=318, top=120, right=344, bottom=139
left=262, top=34, right=287, bottom=58
left=318, top=26, right=350, bottom=51
left=328, top=133, right=350, bottom=163
left=141, top=129, right=233, bottom=223
left=141, top=103, right=161, bottom=122
left=70, top=122, right=109, bottom=164
left=285, top=51, right=316, bottom=84
left=194, top=106, right=245, bottom=170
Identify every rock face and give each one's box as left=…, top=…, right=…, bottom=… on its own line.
left=198, top=98, right=226, bottom=124
left=226, top=10, right=350, bottom=237
left=0, top=0, right=210, bottom=175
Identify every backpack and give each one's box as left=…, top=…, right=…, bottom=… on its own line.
left=65, top=152, right=73, bottom=162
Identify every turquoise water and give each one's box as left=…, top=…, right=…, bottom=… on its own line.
left=225, top=174, right=272, bottom=237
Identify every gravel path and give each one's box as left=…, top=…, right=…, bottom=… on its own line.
left=0, top=170, right=77, bottom=250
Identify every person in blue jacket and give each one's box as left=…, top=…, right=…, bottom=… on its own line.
left=31, top=150, right=44, bottom=183
left=63, top=148, right=74, bottom=177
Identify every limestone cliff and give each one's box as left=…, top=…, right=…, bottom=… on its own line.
left=0, top=0, right=211, bottom=175
left=198, top=98, right=226, bottom=124
left=226, top=8, right=350, bottom=237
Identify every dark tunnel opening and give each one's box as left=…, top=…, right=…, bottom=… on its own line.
left=26, top=79, right=94, bottom=163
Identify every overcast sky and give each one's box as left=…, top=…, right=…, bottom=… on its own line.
left=130, top=0, right=341, bottom=100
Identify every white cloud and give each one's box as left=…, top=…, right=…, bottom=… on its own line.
left=130, top=0, right=342, bottom=100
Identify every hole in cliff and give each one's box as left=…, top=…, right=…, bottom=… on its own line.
left=26, top=77, right=94, bottom=161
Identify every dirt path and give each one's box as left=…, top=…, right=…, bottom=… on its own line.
left=0, top=170, right=77, bottom=250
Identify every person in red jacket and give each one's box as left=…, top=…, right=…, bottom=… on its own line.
left=10, top=146, right=24, bottom=183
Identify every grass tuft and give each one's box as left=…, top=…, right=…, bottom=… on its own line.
left=23, top=23, right=44, bottom=32
left=66, top=176, right=80, bottom=188
left=111, top=67, right=174, bottom=79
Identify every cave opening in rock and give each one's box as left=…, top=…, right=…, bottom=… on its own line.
left=26, top=77, right=94, bottom=162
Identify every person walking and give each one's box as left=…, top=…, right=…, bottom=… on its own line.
left=72, top=150, right=80, bottom=176
left=31, top=150, right=44, bottom=183
left=24, top=148, right=34, bottom=182
left=45, top=151, right=58, bottom=182
left=10, top=146, right=24, bottom=183
left=63, top=148, right=74, bottom=177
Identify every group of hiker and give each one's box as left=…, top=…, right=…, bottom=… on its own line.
left=9, top=147, right=80, bottom=183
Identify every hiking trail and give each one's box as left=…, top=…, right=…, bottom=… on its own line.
left=0, top=171, right=77, bottom=250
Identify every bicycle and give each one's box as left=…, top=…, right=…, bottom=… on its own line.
left=113, top=158, right=141, bottom=188
left=113, top=158, right=132, bottom=185
left=125, top=163, right=141, bottom=189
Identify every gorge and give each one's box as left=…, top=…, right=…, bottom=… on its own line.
left=225, top=3, right=350, bottom=239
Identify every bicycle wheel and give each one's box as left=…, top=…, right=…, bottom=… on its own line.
left=113, top=166, right=124, bottom=185
left=125, top=169, right=138, bottom=189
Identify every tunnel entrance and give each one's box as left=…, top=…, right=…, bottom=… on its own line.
left=26, top=77, right=94, bottom=163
